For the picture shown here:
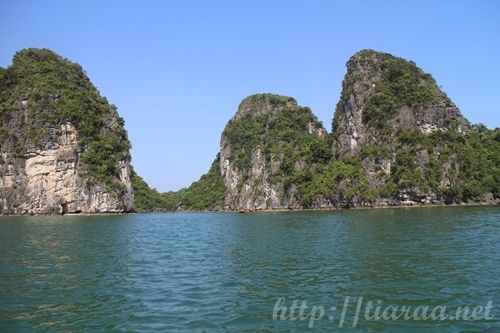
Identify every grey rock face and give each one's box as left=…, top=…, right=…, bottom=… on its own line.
left=219, top=94, right=327, bottom=210
left=0, top=122, right=133, bottom=215
left=332, top=52, right=383, bottom=156
left=329, top=50, right=473, bottom=207
left=0, top=49, right=133, bottom=215
left=332, top=50, right=469, bottom=157
left=220, top=145, right=282, bottom=210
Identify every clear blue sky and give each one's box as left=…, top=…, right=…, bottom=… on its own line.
left=1, top=1, right=499, bottom=191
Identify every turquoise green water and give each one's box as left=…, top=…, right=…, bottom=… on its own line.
left=0, top=206, right=499, bottom=332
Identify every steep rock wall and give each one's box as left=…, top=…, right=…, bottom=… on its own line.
left=219, top=94, right=328, bottom=210
left=0, top=48, right=133, bottom=214
left=0, top=121, right=133, bottom=215
left=332, top=50, right=469, bottom=156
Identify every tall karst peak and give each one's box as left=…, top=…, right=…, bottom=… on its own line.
left=178, top=52, right=496, bottom=211
left=0, top=48, right=133, bottom=214
left=2, top=48, right=497, bottom=214
left=332, top=49, right=469, bottom=157
left=219, top=93, right=329, bottom=210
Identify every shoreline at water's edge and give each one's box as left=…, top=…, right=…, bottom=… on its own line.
left=178, top=199, right=500, bottom=213
left=1, top=200, right=498, bottom=216
left=0, top=211, right=136, bottom=217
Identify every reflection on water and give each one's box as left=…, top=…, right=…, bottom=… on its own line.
left=0, top=207, right=499, bottom=332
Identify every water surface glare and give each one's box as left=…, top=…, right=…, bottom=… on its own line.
left=1, top=207, right=499, bottom=332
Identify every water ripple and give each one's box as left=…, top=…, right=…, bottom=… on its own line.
left=0, top=207, right=499, bottom=332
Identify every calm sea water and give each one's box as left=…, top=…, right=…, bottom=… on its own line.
left=0, top=207, right=499, bottom=332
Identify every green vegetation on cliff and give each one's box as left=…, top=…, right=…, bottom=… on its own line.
left=296, top=126, right=499, bottom=207
left=223, top=94, right=331, bottom=171
left=299, top=157, right=375, bottom=207
left=0, top=48, right=130, bottom=193
left=389, top=126, right=500, bottom=202
left=359, top=50, right=446, bottom=128
left=324, top=49, right=497, bottom=208
left=222, top=94, right=331, bottom=203
left=178, top=155, right=226, bottom=210
left=333, top=49, right=454, bottom=134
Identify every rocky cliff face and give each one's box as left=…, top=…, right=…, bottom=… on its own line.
left=328, top=50, right=494, bottom=207
left=127, top=49, right=498, bottom=212
left=0, top=49, right=133, bottom=214
left=185, top=50, right=497, bottom=211
left=332, top=50, right=469, bottom=156
left=219, top=94, right=329, bottom=210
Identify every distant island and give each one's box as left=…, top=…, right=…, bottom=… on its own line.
left=0, top=48, right=498, bottom=215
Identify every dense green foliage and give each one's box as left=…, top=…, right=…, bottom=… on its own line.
left=131, top=170, right=177, bottom=211
left=0, top=48, right=130, bottom=192
left=299, top=126, right=499, bottom=207
left=81, top=129, right=131, bottom=194
left=299, top=157, right=375, bottom=207
left=362, top=52, right=445, bottom=128
left=178, top=155, right=227, bottom=210
left=223, top=94, right=331, bottom=185
left=334, top=50, right=448, bottom=131
left=132, top=155, right=226, bottom=211
left=389, top=126, right=500, bottom=202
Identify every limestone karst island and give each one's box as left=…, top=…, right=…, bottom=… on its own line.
left=0, top=48, right=498, bottom=214
left=1, top=2, right=499, bottom=332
